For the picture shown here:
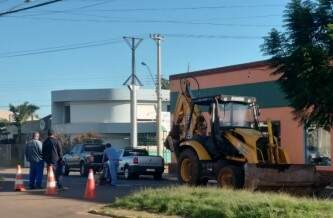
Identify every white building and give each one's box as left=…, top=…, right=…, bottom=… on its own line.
left=51, top=88, right=170, bottom=149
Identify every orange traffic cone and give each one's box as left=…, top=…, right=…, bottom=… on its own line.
left=14, top=165, right=26, bottom=191
left=45, top=166, right=57, bottom=195
left=84, top=169, right=96, bottom=200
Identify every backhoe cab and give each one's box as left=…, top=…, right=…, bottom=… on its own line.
left=165, top=79, right=328, bottom=193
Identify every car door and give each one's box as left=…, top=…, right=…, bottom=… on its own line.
left=72, top=145, right=82, bottom=169
left=66, top=146, right=77, bottom=168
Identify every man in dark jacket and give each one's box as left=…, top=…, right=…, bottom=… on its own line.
left=42, top=130, right=64, bottom=189
left=25, top=132, right=44, bottom=189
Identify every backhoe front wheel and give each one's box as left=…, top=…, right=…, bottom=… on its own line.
left=178, top=149, right=201, bottom=185
left=217, top=164, right=244, bottom=189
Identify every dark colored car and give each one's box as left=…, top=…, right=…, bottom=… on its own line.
left=63, top=144, right=105, bottom=177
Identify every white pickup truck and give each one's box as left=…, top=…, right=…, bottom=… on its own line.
left=118, top=148, right=164, bottom=180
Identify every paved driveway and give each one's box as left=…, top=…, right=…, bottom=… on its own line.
left=0, top=167, right=177, bottom=218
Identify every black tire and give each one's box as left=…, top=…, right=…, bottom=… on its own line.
left=80, top=162, right=88, bottom=177
left=216, top=163, right=244, bottom=189
left=177, top=149, right=202, bottom=185
left=63, top=164, right=70, bottom=176
left=153, top=172, right=163, bottom=180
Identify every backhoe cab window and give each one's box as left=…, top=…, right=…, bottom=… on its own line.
left=218, top=102, right=255, bottom=128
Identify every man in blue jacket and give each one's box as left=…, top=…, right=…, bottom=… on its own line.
left=102, top=143, right=119, bottom=186
left=25, top=132, right=44, bottom=189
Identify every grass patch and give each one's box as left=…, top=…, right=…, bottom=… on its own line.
left=101, top=186, right=333, bottom=218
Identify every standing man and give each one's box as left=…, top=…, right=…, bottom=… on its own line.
left=42, top=130, right=64, bottom=190
left=103, top=143, right=119, bottom=186
left=25, top=132, right=44, bottom=189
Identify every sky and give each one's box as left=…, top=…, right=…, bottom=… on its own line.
left=0, top=0, right=289, bottom=117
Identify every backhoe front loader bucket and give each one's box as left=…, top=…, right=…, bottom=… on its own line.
left=244, top=164, right=331, bottom=195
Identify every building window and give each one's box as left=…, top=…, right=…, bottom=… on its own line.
left=64, top=105, right=71, bottom=123
left=305, top=126, right=331, bottom=166
left=138, top=133, right=156, bottom=146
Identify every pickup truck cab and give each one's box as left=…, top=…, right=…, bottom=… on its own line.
left=63, top=143, right=105, bottom=177
left=118, top=148, right=164, bottom=180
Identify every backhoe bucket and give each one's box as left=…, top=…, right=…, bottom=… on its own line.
left=244, top=164, right=331, bottom=195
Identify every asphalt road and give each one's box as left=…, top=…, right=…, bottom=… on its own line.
left=0, top=167, right=177, bottom=218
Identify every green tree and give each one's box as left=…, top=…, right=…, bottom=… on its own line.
left=9, top=102, right=39, bottom=143
left=161, top=78, right=170, bottom=90
left=261, top=0, right=333, bottom=129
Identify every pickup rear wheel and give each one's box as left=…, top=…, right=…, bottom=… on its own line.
left=178, top=149, right=202, bottom=185
left=124, top=166, right=133, bottom=180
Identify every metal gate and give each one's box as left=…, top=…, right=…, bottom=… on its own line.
left=0, top=144, right=12, bottom=166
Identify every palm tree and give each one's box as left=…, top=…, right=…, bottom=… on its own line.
left=9, top=102, right=39, bottom=143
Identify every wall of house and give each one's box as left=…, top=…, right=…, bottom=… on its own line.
left=70, top=101, right=130, bottom=123
left=260, top=107, right=304, bottom=164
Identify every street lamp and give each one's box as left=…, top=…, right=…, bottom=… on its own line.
left=141, top=61, right=162, bottom=156
left=141, top=62, right=156, bottom=87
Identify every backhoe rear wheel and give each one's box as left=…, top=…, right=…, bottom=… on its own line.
left=217, top=164, right=244, bottom=189
left=178, top=149, right=202, bottom=185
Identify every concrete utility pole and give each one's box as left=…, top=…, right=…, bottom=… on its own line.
left=123, top=36, right=143, bottom=148
left=150, top=34, right=164, bottom=156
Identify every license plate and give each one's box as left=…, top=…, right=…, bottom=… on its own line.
left=146, top=168, right=155, bottom=172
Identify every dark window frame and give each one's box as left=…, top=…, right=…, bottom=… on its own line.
left=64, top=105, right=71, bottom=123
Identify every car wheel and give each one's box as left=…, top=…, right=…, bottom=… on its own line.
left=124, top=166, right=132, bottom=180
left=63, top=164, right=70, bottom=176
left=80, top=162, right=88, bottom=177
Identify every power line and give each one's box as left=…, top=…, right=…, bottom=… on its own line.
left=0, top=32, right=264, bottom=60
left=0, top=40, right=123, bottom=59
left=44, top=4, right=286, bottom=13
left=69, top=0, right=115, bottom=10
left=6, top=15, right=278, bottom=27
left=0, top=0, right=64, bottom=17
left=0, top=32, right=266, bottom=60
left=164, top=34, right=263, bottom=39
left=0, top=37, right=121, bottom=56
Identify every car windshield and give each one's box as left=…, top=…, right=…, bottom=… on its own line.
left=84, top=144, right=105, bottom=152
left=218, top=102, right=255, bottom=128
left=123, top=149, right=149, bottom=156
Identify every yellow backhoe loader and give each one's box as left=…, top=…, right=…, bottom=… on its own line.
left=164, top=79, right=330, bottom=194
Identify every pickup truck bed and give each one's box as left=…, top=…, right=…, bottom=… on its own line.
left=118, top=148, right=165, bottom=180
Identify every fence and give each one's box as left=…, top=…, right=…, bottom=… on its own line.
left=0, top=144, right=24, bottom=167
